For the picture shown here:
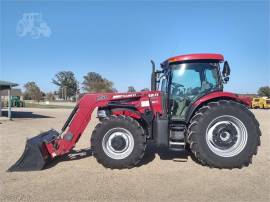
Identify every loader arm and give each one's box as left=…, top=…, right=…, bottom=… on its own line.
left=45, top=94, right=110, bottom=158
left=8, top=91, right=162, bottom=171
left=44, top=91, right=161, bottom=158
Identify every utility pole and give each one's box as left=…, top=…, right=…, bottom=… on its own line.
left=61, top=87, right=64, bottom=100
left=8, top=86, right=12, bottom=120
left=64, top=86, right=67, bottom=101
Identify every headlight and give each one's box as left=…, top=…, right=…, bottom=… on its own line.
left=97, top=110, right=107, bottom=118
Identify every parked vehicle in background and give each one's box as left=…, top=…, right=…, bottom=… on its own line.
left=252, top=98, right=260, bottom=108
left=11, top=96, right=25, bottom=107
left=265, top=98, right=270, bottom=108
left=252, top=97, right=270, bottom=109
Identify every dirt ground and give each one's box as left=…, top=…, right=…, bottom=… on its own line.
left=0, top=108, right=269, bottom=202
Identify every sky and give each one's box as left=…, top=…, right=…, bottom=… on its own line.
left=0, top=0, right=269, bottom=93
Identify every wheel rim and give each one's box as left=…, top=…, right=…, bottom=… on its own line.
left=206, top=115, right=248, bottom=157
left=102, top=128, right=134, bottom=160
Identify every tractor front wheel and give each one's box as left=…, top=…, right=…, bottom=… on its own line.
left=91, top=115, right=146, bottom=169
left=187, top=100, right=261, bottom=168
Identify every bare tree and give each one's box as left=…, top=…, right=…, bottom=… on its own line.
left=46, top=92, right=55, bottom=101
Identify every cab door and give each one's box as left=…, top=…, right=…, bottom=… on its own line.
left=170, top=64, right=202, bottom=120
left=169, top=62, right=220, bottom=120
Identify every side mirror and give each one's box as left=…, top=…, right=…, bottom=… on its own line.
left=222, top=61, right=230, bottom=77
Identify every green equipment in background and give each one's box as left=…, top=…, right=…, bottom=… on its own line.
left=4, top=96, right=25, bottom=107
left=11, top=96, right=25, bottom=107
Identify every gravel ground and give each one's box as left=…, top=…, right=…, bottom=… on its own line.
left=0, top=108, right=269, bottom=202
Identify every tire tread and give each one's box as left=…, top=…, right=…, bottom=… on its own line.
left=91, top=115, right=146, bottom=169
left=187, top=100, right=261, bottom=169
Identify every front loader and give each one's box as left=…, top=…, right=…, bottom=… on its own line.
left=8, top=53, right=261, bottom=171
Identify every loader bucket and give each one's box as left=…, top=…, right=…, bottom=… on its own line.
left=8, top=129, right=59, bottom=172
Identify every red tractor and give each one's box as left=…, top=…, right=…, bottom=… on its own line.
left=9, top=53, right=261, bottom=171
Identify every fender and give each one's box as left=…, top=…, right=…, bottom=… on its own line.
left=111, top=108, right=154, bottom=131
left=186, top=91, right=249, bottom=122
left=110, top=108, right=154, bottom=139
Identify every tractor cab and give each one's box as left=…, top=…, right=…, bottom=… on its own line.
left=152, top=54, right=230, bottom=121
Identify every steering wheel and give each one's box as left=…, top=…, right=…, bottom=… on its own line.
left=171, top=82, right=184, bottom=89
left=171, top=82, right=188, bottom=102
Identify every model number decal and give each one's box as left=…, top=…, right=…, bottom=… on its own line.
left=148, top=93, right=159, bottom=97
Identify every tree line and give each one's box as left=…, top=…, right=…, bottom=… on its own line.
left=24, top=70, right=270, bottom=102
left=257, top=86, right=270, bottom=97
left=23, top=71, right=149, bottom=101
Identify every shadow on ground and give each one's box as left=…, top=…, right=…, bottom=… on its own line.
left=137, top=142, right=191, bottom=167
left=44, top=148, right=93, bottom=169
left=1, top=110, right=54, bottom=119
left=44, top=143, right=196, bottom=170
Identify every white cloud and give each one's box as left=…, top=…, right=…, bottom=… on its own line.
left=16, top=13, right=51, bottom=39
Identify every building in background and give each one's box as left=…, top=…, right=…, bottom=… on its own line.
left=0, top=80, right=19, bottom=119
left=0, top=88, right=23, bottom=101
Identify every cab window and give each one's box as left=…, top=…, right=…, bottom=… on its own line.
left=171, top=67, right=201, bottom=98
left=205, top=67, right=219, bottom=86
left=160, top=76, right=168, bottom=93
left=169, top=62, right=220, bottom=119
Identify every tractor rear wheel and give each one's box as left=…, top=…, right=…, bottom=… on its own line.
left=187, top=100, right=261, bottom=169
left=91, top=115, right=146, bottom=169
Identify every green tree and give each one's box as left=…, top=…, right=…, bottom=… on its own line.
left=141, top=88, right=149, bottom=92
left=258, top=86, right=270, bottom=97
left=82, top=72, right=115, bottom=93
left=127, top=86, right=136, bottom=92
left=23, top=82, right=43, bottom=101
left=52, top=71, right=78, bottom=100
